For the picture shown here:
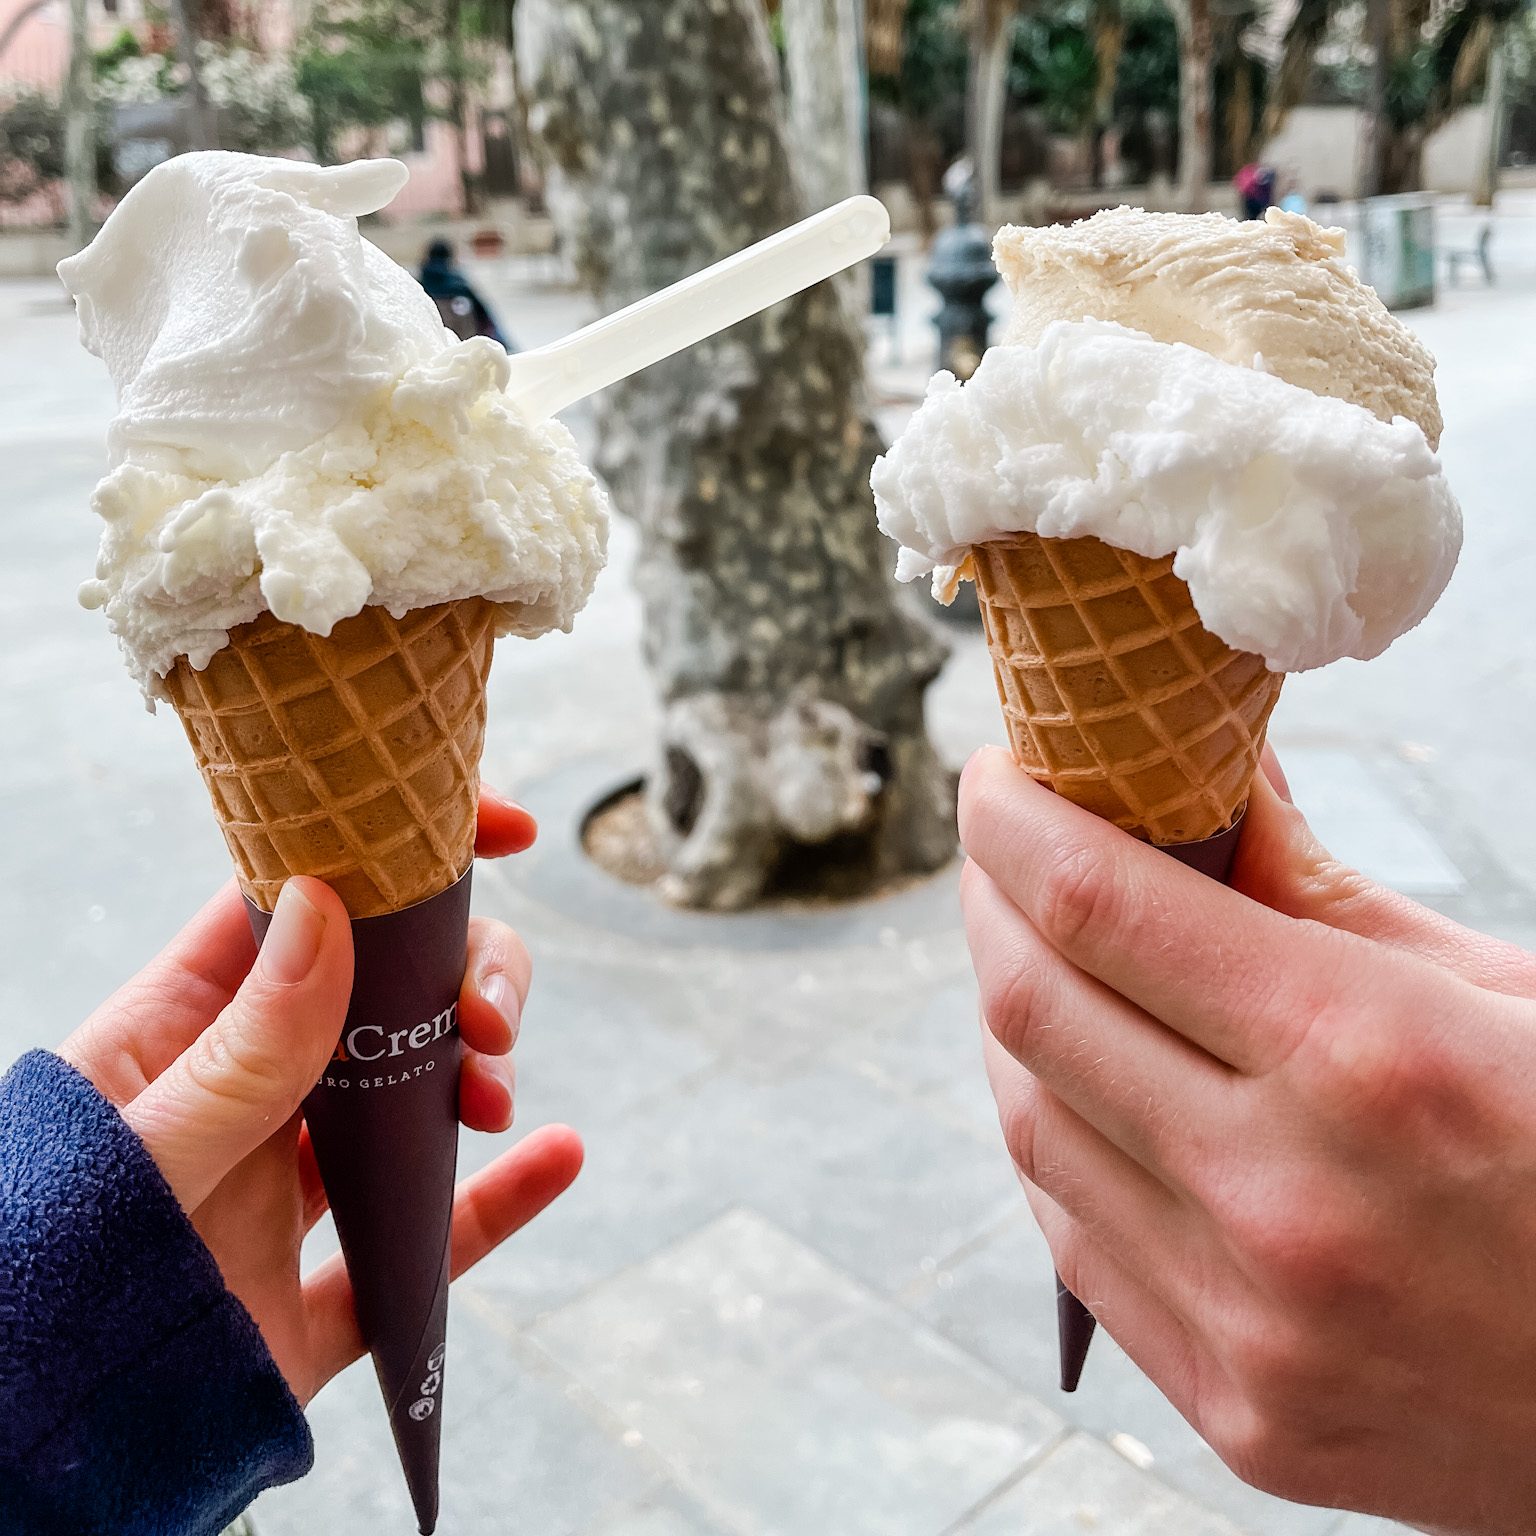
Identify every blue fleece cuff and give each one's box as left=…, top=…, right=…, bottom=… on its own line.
left=0, top=1049, right=313, bottom=1535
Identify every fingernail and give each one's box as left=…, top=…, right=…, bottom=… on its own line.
left=261, top=883, right=327, bottom=985
left=480, top=972, right=520, bottom=1033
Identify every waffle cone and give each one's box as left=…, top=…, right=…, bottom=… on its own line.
left=971, top=533, right=1282, bottom=845
left=163, top=598, right=497, bottom=918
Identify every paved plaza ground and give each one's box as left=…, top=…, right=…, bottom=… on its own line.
left=5, top=197, right=1533, bottom=1535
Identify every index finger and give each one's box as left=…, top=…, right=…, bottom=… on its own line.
left=958, top=747, right=1355, bottom=1074
left=475, top=784, right=538, bottom=858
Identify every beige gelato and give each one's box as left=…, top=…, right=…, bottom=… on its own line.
left=994, top=206, right=1443, bottom=444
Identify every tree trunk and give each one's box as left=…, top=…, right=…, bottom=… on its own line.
left=1172, top=0, right=1212, bottom=211
left=1383, top=130, right=1424, bottom=194
left=169, top=0, right=219, bottom=149
left=907, top=119, right=944, bottom=241
left=1225, top=50, right=1253, bottom=174
left=516, top=0, right=955, bottom=912
left=1090, top=0, right=1123, bottom=191
left=63, top=0, right=93, bottom=252
left=1475, top=31, right=1508, bottom=207
left=443, top=0, right=479, bottom=215
left=968, top=0, right=1015, bottom=225
left=1360, top=0, right=1392, bottom=197
left=783, top=0, right=868, bottom=210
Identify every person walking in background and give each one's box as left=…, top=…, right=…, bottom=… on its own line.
left=419, top=238, right=513, bottom=348
left=1234, top=161, right=1277, bottom=220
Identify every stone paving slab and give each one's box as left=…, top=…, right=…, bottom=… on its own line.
left=1281, top=746, right=1465, bottom=896
left=253, top=1294, right=663, bottom=1535
left=953, top=1431, right=1248, bottom=1536
left=528, top=1207, right=1064, bottom=1536
left=581, top=1492, right=725, bottom=1536
left=906, top=1210, right=1347, bottom=1536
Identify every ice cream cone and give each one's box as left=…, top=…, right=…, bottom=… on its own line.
left=163, top=596, right=498, bottom=1533
left=970, top=533, right=1283, bottom=846
left=162, top=598, right=497, bottom=919
left=970, top=533, right=1278, bottom=1392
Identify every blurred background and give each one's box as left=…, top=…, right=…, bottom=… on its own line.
left=2, top=1, right=1532, bottom=1533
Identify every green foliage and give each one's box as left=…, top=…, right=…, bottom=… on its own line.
left=200, top=45, right=312, bottom=155
left=872, top=0, right=1176, bottom=143
left=1275, top=0, right=1524, bottom=148
left=464, top=0, right=518, bottom=47
left=93, top=38, right=309, bottom=158
left=93, top=28, right=144, bottom=80
left=870, top=0, right=968, bottom=124
left=295, top=0, right=492, bottom=162
left=1113, top=0, right=1180, bottom=122
left=1385, top=41, right=1438, bottom=127
left=296, top=3, right=436, bottom=160
left=1012, top=6, right=1100, bottom=133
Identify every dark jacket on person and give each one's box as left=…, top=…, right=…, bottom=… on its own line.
left=0, top=1050, right=311, bottom=1535
left=419, top=245, right=510, bottom=349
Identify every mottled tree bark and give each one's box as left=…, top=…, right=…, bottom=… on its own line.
left=442, top=0, right=480, bottom=215
left=783, top=0, right=868, bottom=210
left=1475, top=35, right=1507, bottom=205
left=1361, top=0, right=1393, bottom=197
left=63, top=0, right=94, bottom=253
left=516, top=0, right=955, bottom=910
left=1170, top=0, right=1213, bottom=210
left=169, top=0, right=219, bottom=150
left=968, top=0, right=1016, bottom=225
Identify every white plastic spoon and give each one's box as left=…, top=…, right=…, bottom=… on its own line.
left=501, top=194, right=892, bottom=422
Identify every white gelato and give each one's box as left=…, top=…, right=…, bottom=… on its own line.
left=871, top=320, right=1461, bottom=673
left=60, top=151, right=609, bottom=695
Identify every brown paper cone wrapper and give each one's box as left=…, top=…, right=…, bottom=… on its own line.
left=164, top=598, right=497, bottom=1532
left=246, top=875, right=469, bottom=1532
left=970, top=532, right=1279, bottom=1392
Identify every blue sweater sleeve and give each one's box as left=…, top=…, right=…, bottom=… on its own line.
left=0, top=1050, right=313, bottom=1535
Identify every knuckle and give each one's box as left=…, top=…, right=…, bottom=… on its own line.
left=996, top=1079, right=1060, bottom=1193
left=1217, top=1175, right=1384, bottom=1314
left=1293, top=855, right=1384, bottom=928
left=1036, top=842, right=1117, bottom=952
left=1217, top=1310, right=1323, bottom=1412
left=997, top=1089, right=1041, bottom=1186
left=979, top=946, right=1054, bottom=1068
left=1302, top=1010, right=1451, bottom=1139
left=181, top=1010, right=290, bottom=1110
left=1210, top=1404, right=1320, bottom=1504
left=472, top=919, right=533, bottom=985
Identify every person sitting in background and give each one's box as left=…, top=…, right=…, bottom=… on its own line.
left=0, top=789, right=579, bottom=1536
left=419, top=238, right=512, bottom=349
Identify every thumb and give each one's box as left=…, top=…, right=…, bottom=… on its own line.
left=1238, top=762, right=1536, bottom=998
left=124, top=878, right=354, bottom=1212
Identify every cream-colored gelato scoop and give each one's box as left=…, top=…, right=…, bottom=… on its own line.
left=995, top=205, right=1442, bottom=445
